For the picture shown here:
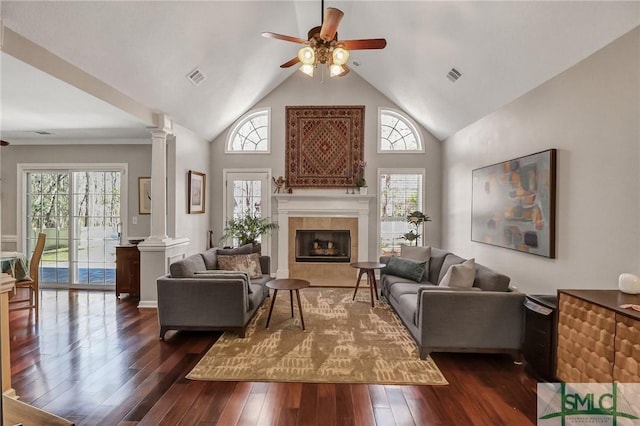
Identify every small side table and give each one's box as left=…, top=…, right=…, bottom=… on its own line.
left=350, top=262, right=386, bottom=307
left=265, top=278, right=311, bottom=330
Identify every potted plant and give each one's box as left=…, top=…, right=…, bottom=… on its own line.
left=400, top=211, right=431, bottom=246
left=221, top=211, right=279, bottom=253
left=354, top=160, right=367, bottom=194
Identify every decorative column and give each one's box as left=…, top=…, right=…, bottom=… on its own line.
left=148, top=127, right=170, bottom=243
left=137, top=115, right=189, bottom=309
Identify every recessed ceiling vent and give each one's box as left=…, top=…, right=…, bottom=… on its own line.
left=34, top=131, right=53, bottom=135
left=187, top=68, right=206, bottom=86
left=447, top=68, right=462, bottom=83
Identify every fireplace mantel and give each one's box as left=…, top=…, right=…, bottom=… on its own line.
left=273, top=193, right=374, bottom=279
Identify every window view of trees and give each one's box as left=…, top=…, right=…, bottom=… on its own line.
left=379, top=172, right=423, bottom=255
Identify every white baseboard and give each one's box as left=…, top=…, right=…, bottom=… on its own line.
left=137, top=300, right=158, bottom=309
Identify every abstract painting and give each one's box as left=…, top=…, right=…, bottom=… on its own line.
left=472, top=149, right=557, bottom=258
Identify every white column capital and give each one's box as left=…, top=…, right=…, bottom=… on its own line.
left=152, top=114, right=173, bottom=134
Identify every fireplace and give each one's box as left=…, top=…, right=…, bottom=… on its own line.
left=295, top=230, right=351, bottom=263
left=274, top=192, right=373, bottom=284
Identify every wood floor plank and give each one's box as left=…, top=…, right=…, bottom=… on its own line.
left=316, top=383, right=337, bottom=426
left=216, top=381, right=253, bottom=426
left=350, top=384, right=376, bottom=426
left=385, top=386, right=415, bottom=426
left=9, top=289, right=538, bottom=425
left=296, top=383, right=318, bottom=426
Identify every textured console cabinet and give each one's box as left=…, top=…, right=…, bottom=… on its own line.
left=116, top=245, right=140, bottom=297
left=556, top=289, right=640, bottom=383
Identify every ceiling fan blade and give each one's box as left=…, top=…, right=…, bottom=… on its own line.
left=280, top=57, right=301, bottom=68
left=338, top=65, right=350, bottom=77
left=262, top=32, right=307, bottom=44
left=320, top=7, right=344, bottom=41
left=341, top=38, right=387, bottom=50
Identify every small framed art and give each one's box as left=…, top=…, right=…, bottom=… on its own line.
left=138, top=177, right=151, bottom=215
left=188, top=171, right=206, bottom=214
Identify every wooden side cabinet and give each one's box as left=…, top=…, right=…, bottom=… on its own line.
left=116, top=245, right=140, bottom=297
left=556, top=289, right=640, bottom=383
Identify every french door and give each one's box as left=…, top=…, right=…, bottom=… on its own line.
left=21, top=165, right=127, bottom=289
left=223, top=169, right=272, bottom=253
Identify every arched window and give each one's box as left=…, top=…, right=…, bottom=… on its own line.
left=226, top=108, right=270, bottom=153
left=378, top=108, right=423, bottom=153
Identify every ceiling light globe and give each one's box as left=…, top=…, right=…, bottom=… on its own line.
left=298, top=47, right=315, bottom=65
left=329, top=64, right=345, bottom=77
left=332, top=48, right=349, bottom=65
left=300, top=63, right=315, bottom=77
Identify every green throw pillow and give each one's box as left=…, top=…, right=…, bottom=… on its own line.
left=383, top=256, right=426, bottom=283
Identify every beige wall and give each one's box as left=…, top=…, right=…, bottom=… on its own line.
left=168, top=123, right=210, bottom=255
left=209, top=70, right=443, bottom=265
left=443, top=27, right=640, bottom=294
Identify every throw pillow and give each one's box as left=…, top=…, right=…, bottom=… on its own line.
left=438, top=258, right=476, bottom=289
left=400, top=245, right=431, bottom=281
left=383, top=256, right=426, bottom=283
left=194, top=270, right=252, bottom=293
left=216, top=243, right=254, bottom=256
left=201, top=248, right=218, bottom=270
left=217, top=253, right=263, bottom=279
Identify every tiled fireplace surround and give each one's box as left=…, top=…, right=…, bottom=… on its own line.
left=274, top=192, right=374, bottom=286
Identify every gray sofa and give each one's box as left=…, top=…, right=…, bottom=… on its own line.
left=157, top=244, right=271, bottom=339
left=380, top=246, right=525, bottom=359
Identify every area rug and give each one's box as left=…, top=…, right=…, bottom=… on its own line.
left=187, top=287, right=448, bottom=385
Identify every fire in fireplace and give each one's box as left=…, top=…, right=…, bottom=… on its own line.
left=295, top=230, right=351, bottom=263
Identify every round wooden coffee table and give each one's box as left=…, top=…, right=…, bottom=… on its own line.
left=350, top=262, right=386, bottom=307
left=265, top=278, right=311, bottom=330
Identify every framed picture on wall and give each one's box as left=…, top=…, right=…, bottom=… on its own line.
left=471, top=149, right=557, bottom=258
left=188, top=170, right=206, bottom=214
left=138, top=177, right=151, bottom=215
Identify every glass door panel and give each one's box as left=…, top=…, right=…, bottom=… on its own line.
left=72, top=171, right=120, bottom=285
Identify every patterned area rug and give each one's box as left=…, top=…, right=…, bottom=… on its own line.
left=187, top=287, right=448, bottom=385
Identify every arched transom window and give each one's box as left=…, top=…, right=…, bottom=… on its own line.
left=226, top=108, right=270, bottom=153
left=378, top=108, right=423, bottom=153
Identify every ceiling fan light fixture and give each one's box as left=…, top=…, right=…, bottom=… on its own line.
left=300, top=63, right=315, bottom=77
left=298, top=47, right=315, bottom=65
left=332, top=47, right=349, bottom=65
left=329, top=64, right=346, bottom=77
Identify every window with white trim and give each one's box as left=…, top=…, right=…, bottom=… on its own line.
left=378, top=108, right=423, bottom=153
left=226, top=108, right=270, bottom=153
left=378, top=169, right=425, bottom=256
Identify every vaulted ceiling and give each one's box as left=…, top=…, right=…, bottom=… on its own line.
left=1, top=1, right=638, bottom=144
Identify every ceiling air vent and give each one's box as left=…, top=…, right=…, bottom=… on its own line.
left=447, top=68, right=462, bottom=83
left=34, top=131, right=53, bottom=135
left=187, top=68, right=206, bottom=86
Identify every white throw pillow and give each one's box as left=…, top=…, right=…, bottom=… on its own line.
left=439, top=258, right=476, bottom=288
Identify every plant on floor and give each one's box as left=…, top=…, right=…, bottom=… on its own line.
left=221, top=211, right=279, bottom=251
left=401, top=211, right=431, bottom=246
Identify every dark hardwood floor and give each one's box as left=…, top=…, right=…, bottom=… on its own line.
left=9, top=289, right=539, bottom=425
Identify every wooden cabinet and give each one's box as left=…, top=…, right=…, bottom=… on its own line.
left=116, top=245, right=140, bottom=297
left=556, top=289, right=640, bottom=383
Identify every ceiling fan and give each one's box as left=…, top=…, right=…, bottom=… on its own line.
left=262, top=0, right=387, bottom=78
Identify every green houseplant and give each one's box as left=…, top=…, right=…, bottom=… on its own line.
left=221, top=211, right=279, bottom=252
left=401, top=210, right=431, bottom=246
